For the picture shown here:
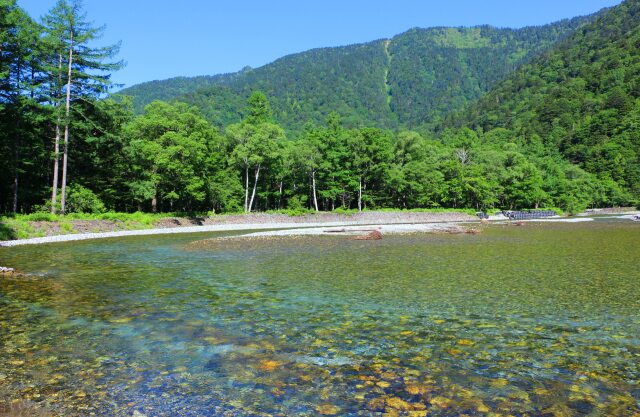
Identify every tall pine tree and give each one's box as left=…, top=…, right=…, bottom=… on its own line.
left=42, top=0, right=123, bottom=213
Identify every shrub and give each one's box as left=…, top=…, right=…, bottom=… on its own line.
left=65, top=185, right=106, bottom=214
left=287, top=195, right=308, bottom=212
left=22, top=212, right=57, bottom=222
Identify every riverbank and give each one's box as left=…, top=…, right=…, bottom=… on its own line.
left=0, top=211, right=477, bottom=247
left=2, top=209, right=638, bottom=247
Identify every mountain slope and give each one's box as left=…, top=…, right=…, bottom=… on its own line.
left=119, top=12, right=600, bottom=134
left=453, top=0, right=640, bottom=200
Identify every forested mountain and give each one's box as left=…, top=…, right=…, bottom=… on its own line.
left=451, top=0, right=640, bottom=203
left=2, top=0, right=637, bottom=216
left=120, top=13, right=599, bottom=134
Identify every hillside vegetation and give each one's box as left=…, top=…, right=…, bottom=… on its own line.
left=1, top=0, right=637, bottom=219
left=120, top=14, right=598, bottom=134
left=452, top=0, right=640, bottom=204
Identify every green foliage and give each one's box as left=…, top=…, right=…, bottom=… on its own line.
left=119, top=14, right=599, bottom=136
left=452, top=0, right=640, bottom=207
left=21, top=212, right=58, bottom=222
left=116, top=75, right=232, bottom=114
left=227, top=93, right=286, bottom=212
left=0, top=222, right=17, bottom=240
left=0, top=0, right=125, bottom=214
left=387, top=18, right=595, bottom=129
left=286, top=195, right=308, bottom=212
left=64, top=185, right=106, bottom=213
left=245, top=91, right=273, bottom=124
left=263, top=208, right=316, bottom=216
left=1, top=1, right=636, bottom=218
left=123, top=101, right=219, bottom=212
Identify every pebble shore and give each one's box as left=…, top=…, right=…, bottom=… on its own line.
left=0, top=211, right=477, bottom=247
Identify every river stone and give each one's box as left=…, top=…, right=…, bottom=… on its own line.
left=353, top=230, right=383, bottom=240
left=569, top=399, right=595, bottom=414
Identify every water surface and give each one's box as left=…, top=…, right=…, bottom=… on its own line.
left=1, top=220, right=639, bottom=416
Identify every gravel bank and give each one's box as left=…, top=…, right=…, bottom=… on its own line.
left=234, top=223, right=472, bottom=238
left=0, top=211, right=477, bottom=247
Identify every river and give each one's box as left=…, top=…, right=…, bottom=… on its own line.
left=1, top=219, right=638, bottom=416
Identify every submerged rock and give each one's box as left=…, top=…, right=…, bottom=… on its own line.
left=316, top=404, right=340, bottom=415
left=294, top=355, right=353, bottom=366
left=569, top=399, right=595, bottom=414
left=257, top=359, right=282, bottom=372
left=354, top=230, right=383, bottom=240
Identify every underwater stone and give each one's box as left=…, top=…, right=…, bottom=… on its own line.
left=353, top=230, right=383, bottom=240
left=569, top=399, right=595, bottom=414
left=315, top=404, right=340, bottom=415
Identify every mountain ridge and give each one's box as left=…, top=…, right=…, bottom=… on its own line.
left=448, top=0, right=640, bottom=200
left=119, top=11, right=603, bottom=134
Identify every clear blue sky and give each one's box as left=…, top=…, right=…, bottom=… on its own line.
left=19, top=0, right=622, bottom=89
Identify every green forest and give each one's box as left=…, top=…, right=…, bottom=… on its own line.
left=122, top=14, right=598, bottom=134
left=1, top=0, right=638, bottom=216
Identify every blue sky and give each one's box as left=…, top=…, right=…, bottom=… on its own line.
left=20, top=0, right=622, bottom=89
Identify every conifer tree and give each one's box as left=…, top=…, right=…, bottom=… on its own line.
left=0, top=0, right=42, bottom=212
left=42, top=0, right=122, bottom=213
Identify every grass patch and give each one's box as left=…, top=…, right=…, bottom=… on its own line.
left=59, top=221, right=75, bottom=234
left=0, top=220, right=17, bottom=241
left=0, top=217, right=35, bottom=240
left=372, top=207, right=480, bottom=215
left=264, top=209, right=317, bottom=216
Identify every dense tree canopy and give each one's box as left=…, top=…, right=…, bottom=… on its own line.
left=120, top=12, right=600, bottom=135
left=451, top=0, right=640, bottom=206
left=0, top=0, right=637, bottom=216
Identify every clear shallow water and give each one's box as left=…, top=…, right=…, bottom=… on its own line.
left=0, top=220, right=639, bottom=416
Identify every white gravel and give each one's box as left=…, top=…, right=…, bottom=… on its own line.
left=0, top=221, right=438, bottom=247
left=239, top=223, right=465, bottom=238
left=3, top=213, right=630, bottom=247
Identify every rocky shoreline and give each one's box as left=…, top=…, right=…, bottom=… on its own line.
left=0, top=211, right=476, bottom=247
left=2, top=209, right=637, bottom=248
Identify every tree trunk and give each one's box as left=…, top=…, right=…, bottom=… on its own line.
left=244, top=165, right=249, bottom=212
left=51, top=54, right=63, bottom=213
left=278, top=181, right=283, bottom=210
left=11, top=98, right=19, bottom=214
left=12, top=145, right=19, bottom=213
left=51, top=123, right=61, bottom=213
left=362, top=180, right=367, bottom=210
left=151, top=194, right=157, bottom=213
left=312, top=170, right=319, bottom=212
left=60, top=32, right=74, bottom=215
left=358, top=176, right=362, bottom=212
left=248, top=164, right=260, bottom=213
left=12, top=54, right=23, bottom=213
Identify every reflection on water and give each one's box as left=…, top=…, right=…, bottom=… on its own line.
left=1, top=221, right=639, bottom=416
